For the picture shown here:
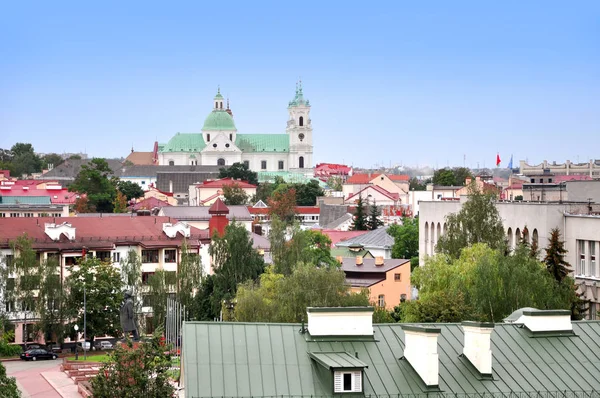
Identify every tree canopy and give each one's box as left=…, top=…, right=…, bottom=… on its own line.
left=268, top=188, right=297, bottom=224
left=219, top=162, right=258, bottom=185
left=117, top=180, right=144, bottom=201
left=432, top=167, right=473, bottom=187
left=367, top=203, right=383, bottom=230
left=388, top=217, right=419, bottom=268
left=222, top=182, right=249, bottom=205
left=350, top=194, right=368, bottom=230
left=436, top=185, right=505, bottom=258
left=9, top=143, right=42, bottom=177
left=69, top=158, right=117, bottom=213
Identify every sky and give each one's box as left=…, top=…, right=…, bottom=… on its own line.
left=1, top=1, right=599, bottom=169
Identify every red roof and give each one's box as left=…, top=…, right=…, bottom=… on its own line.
left=314, top=163, right=352, bottom=177
left=554, top=175, right=593, bottom=183
left=388, top=175, right=410, bottom=182
left=316, top=229, right=370, bottom=247
left=0, top=186, right=79, bottom=204
left=347, top=185, right=400, bottom=202
left=198, top=177, right=256, bottom=189
left=131, top=196, right=171, bottom=211
left=506, top=183, right=523, bottom=190
left=0, top=217, right=208, bottom=250
left=247, top=206, right=319, bottom=214
left=346, top=174, right=380, bottom=184
left=0, top=170, right=10, bottom=178
left=209, top=198, right=230, bottom=214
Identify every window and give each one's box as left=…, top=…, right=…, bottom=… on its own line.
left=334, top=371, right=362, bottom=393
left=243, top=160, right=250, bottom=169
left=394, top=273, right=401, bottom=282
left=164, top=249, right=176, bottom=263
left=207, top=134, right=211, bottom=142
left=299, top=156, right=304, bottom=169
left=578, top=240, right=586, bottom=275
left=141, top=181, right=146, bottom=185
left=112, top=252, right=121, bottom=263
left=299, top=116, right=304, bottom=126
left=169, top=161, right=175, bottom=166
left=540, top=178, right=544, bottom=183
left=6, top=278, right=15, bottom=291
left=261, top=160, right=267, bottom=170
left=5, top=301, right=14, bottom=312
left=10, top=213, right=19, bottom=217
left=378, top=294, right=385, bottom=307
left=549, top=178, right=553, bottom=183
left=530, top=178, right=535, bottom=183
left=590, top=241, right=596, bottom=277
left=53, top=213, right=62, bottom=218
left=142, top=250, right=159, bottom=263
left=229, top=134, right=232, bottom=141
left=95, top=251, right=111, bottom=262
left=142, top=272, right=155, bottom=285
left=5, top=255, right=14, bottom=269
left=217, top=158, right=226, bottom=166
left=65, top=256, right=81, bottom=266
left=278, top=160, right=284, bottom=170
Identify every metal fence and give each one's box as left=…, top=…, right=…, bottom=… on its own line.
left=166, top=296, right=185, bottom=391
left=190, top=392, right=600, bottom=398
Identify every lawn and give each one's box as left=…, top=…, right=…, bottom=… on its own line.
left=66, top=354, right=111, bottom=362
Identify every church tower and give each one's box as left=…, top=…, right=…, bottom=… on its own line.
left=287, top=80, right=313, bottom=171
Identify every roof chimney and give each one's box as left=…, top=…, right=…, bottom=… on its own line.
left=355, top=256, right=363, bottom=265
left=307, top=307, right=374, bottom=337
left=401, top=325, right=441, bottom=387
left=375, top=256, right=384, bottom=266
left=335, top=256, right=343, bottom=264
left=461, top=321, right=494, bottom=376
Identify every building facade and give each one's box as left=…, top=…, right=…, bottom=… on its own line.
left=157, top=83, right=314, bottom=173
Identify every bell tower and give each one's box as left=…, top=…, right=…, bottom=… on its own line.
left=287, top=80, right=313, bottom=171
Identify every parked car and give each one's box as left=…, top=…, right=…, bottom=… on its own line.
left=98, top=341, right=114, bottom=350
left=20, top=349, right=58, bottom=361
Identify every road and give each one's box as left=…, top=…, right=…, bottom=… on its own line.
left=4, top=359, right=63, bottom=398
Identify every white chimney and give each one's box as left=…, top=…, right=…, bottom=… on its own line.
left=375, top=256, right=384, bottom=266
left=307, top=307, right=374, bottom=336
left=401, top=325, right=441, bottom=387
left=516, top=309, right=572, bottom=333
left=461, top=321, right=494, bottom=376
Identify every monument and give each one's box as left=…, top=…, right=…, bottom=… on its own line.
left=120, top=290, right=139, bottom=341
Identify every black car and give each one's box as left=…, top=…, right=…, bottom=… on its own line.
left=20, top=349, right=58, bottom=361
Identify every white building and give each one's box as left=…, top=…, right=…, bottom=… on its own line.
left=157, top=83, right=313, bottom=173
left=419, top=199, right=600, bottom=319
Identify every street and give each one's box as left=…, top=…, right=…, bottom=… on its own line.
left=4, top=359, right=64, bottom=397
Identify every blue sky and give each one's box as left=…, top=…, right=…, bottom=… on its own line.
left=1, top=1, right=598, bottom=169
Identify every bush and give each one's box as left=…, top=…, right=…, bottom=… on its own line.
left=0, top=340, right=22, bottom=357
left=0, top=361, right=20, bottom=398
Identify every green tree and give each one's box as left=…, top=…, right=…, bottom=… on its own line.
left=112, top=191, right=128, bottom=213
left=0, top=361, right=20, bottom=398
left=91, top=333, right=174, bottom=398
left=117, top=181, right=144, bottom=201
left=389, top=217, right=419, bottom=268
left=146, top=270, right=176, bottom=332
left=293, top=180, right=325, bottom=206
left=190, top=274, right=217, bottom=321
left=41, top=153, right=64, bottom=170
left=219, top=162, right=258, bottom=185
left=120, top=250, right=143, bottom=329
left=65, top=257, right=123, bottom=344
left=10, top=143, right=42, bottom=177
left=222, top=182, right=249, bottom=205
left=367, top=203, right=383, bottom=230
left=209, top=222, right=265, bottom=315
left=37, top=256, right=68, bottom=345
left=177, top=240, right=203, bottom=313
left=432, top=168, right=457, bottom=186
left=327, top=176, right=343, bottom=191
left=409, top=177, right=427, bottom=191
left=544, top=228, right=570, bottom=282
left=402, top=291, right=473, bottom=323
left=452, top=167, right=473, bottom=186
left=268, top=188, right=297, bottom=224
left=436, top=185, right=505, bottom=259
left=69, top=158, right=117, bottom=213
left=350, top=194, right=368, bottom=231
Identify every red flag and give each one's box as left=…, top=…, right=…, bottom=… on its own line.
left=496, top=153, right=501, bottom=167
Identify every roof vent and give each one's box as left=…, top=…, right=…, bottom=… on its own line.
left=375, top=256, right=384, bottom=266
left=307, top=307, right=374, bottom=337
left=514, top=309, right=573, bottom=334
left=355, top=256, right=363, bottom=266
left=401, top=325, right=441, bottom=388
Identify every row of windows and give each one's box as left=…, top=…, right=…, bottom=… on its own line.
left=577, top=240, right=598, bottom=278
left=141, top=249, right=177, bottom=264
left=169, top=157, right=305, bottom=169
left=1, top=213, right=62, bottom=218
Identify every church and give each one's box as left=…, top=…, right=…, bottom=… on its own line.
left=157, top=83, right=313, bottom=173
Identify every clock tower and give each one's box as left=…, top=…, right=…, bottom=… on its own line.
left=287, top=80, right=313, bottom=171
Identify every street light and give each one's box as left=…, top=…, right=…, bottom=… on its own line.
left=83, top=282, right=87, bottom=361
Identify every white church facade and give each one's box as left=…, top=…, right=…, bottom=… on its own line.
left=157, top=83, right=314, bottom=173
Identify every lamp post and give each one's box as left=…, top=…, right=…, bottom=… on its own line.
left=73, top=325, right=79, bottom=360
left=83, top=283, right=87, bottom=361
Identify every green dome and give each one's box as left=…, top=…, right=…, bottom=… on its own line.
left=202, top=110, right=237, bottom=131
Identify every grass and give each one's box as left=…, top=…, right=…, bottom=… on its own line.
left=66, top=354, right=110, bottom=362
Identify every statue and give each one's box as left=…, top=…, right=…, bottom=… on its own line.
left=120, top=290, right=139, bottom=341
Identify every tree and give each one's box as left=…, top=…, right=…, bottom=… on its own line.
left=452, top=167, right=473, bottom=186
left=91, top=333, right=174, bottom=398
left=176, top=240, right=203, bottom=313
left=190, top=274, right=217, bottom=321
left=327, top=176, right=343, bottom=191
left=367, top=203, right=383, bottom=230
left=409, top=177, right=427, bottom=191
left=41, top=153, right=64, bottom=170
left=436, top=185, right=505, bottom=259
left=544, top=228, right=570, bottom=283
left=69, top=158, right=116, bottom=213
left=294, top=180, right=324, bottom=206
left=117, top=181, right=144, bottom=201
left=74, top=196, right=91, bottom=213
left=268, top=188, right=297, bottom=224
left=146, top=270, right=175, bottom=332
left=350, top=194, right=368, bottom=231
left=222, top=183, right=248, bottom=205
left=432, top=168, right=456, bottom=186
left=37, top=256, right=68, bottom=346
left=388, top=217, right=419, bottom=267
left=0, top=361, right=20, bottom=398
left=209, top=222, right=265, bottom=315
left=219, top=162, right=258, bottom=185
left=10, top=143, right=42, bottom=177
left=120, top=250, right=143, bottom=329
left=65, top=257, right=123, bottom=344
left=112, top=191, right=128, bottom=213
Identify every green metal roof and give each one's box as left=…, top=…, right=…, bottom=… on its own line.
left=0, top=196, right=51, bottom=205
left=331, top=247, right=374, bottom=259
left=309, top=352, right=368, bottom=370
left=203, top=110, right=237, bottom=131
left=160, top=133, right=206, bottom=152
left=235, top=134, right=289, bottom=152
left=258, top=172, right=327, bottom=187
left=182, top=321, right=600, bottom=398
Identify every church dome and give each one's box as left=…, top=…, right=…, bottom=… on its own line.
left=202, top=110, right=237, bottom=131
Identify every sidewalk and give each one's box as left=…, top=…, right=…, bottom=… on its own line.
left=42, top=371, right=81, bottom=398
